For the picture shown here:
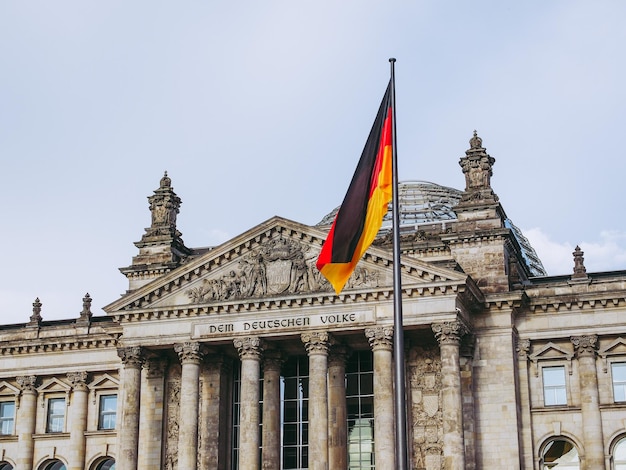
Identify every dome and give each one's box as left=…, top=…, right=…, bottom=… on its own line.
left=317, top=181, right=463, bottom=229
left=316, top=180, right=547, bottom=276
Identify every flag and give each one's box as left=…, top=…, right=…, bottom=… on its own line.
left=317, top=81, right=393, bottom=294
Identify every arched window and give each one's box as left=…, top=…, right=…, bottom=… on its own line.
left=541, top=438, right=580, bottom=469
left=0, top=462, right=14, bottom=470
left=40, top=460, right=66, bottom=470
left=93, top=458, right=115, bottom=470
left=614, top=437, right=626, bottom=470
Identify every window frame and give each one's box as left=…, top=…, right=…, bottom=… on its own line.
left=45, top=397, right=67, bottom=433
left=542, top=365, right=568, bottom=407
left=97, top=394, right=117, bottom=431
left=612, top=362, right=626, bottom=403
left=0, top=401, right=15, bottom=436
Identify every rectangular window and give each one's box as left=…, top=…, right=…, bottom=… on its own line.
left=98, top=394, right=117, bottom=430
left=543, top=366, right=567, bottom=406
left=0, top=401, right=15, bottom=435
left=346, top=351, right=375, bottom=469
left=612, top=362, right=626, bottom=402
left=46, top=398, right=66, bottom=433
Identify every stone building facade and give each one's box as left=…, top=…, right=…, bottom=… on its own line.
left=0, top=134, right=625, bottom=469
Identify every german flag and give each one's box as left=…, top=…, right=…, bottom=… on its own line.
left=317, top=81, right=393, bottom=294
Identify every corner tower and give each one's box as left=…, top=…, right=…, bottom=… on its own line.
left=120, top=172, right=192, bottom=292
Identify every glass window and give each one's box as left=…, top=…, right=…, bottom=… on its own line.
left=614, top=437, right=626, bottom=470
left=543, top=366, right=567, bottom=406
left=0, top=402, right=15, bottom=435
left=542, top=439, right=579, bottom=469
left=612, top=363, right=626, bottom=402
left=41, top=460, right=66, bottom=470
left=281, top=356, right=309, bottom=470
left=0, top=462, right=14, bottom=470
left=46, top=398, right=66, bottom=433
left=346, top=351, right=375, bottom=469
left=98, top=395, right=117, bottom=430
left=94, top=458, right=115, bottom=470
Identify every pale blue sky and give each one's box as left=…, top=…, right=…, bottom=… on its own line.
left=1, top=1, right=625, bottom=323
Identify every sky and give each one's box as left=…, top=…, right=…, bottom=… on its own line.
left=1, top=1, right=625, bottom=324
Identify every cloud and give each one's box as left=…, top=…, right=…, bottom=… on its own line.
left=523, top=228, right=626, bottom=276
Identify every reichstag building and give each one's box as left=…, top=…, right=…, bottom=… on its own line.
left=1, top=133, right=625, bottom=469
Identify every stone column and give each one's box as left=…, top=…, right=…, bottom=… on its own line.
left=365, top=326, right=395, bottom=468
left=432, top=320, right=467, bottom=470
left=234, top=336, right=264, bottom=470
left=328, top=344, right=350, bottom=469
left=571, top=335, right=604, bottom=469
left=139, top=355, right=167, bottom=469
left=262, top=349, right=283, bottom=470
left=201, top=355, right=232, bottom=470
left=175, top=342, right=206, bottom=470
left=16, top=375, right=37, bottom=470
left=302, top=331, right=330, bottom=470
left=117, top=346, right=144, bottom=470
left=67, top=371, right=89, bottom=470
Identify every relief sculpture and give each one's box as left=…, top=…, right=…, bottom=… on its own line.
left=186, top=236, right=381, bottom=304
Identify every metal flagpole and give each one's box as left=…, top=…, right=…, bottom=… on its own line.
left=389, top=57, right=408, bottom=470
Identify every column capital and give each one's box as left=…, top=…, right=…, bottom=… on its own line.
left=365, top=326, right=394, bottom=351
left=263, top=349, right=284, bottom=373
left=432, top=320, right=468, bottom=345
left=571, top=334, right=598, bottom=358
left=301, top=331, right=331, bottom=355
left=234, top=336, right=264, bottom=360
left=67, top=371, right=89, bottom=391
left=205, top=354, right=233, bottom=374
left=16, top=375, right=37, bottom=393
left=175, top=341, right=207, bottom=364
left=117, top=346, right=144, bottom=368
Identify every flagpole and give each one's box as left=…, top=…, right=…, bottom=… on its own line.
left=389, top=57, right=408, bottom=470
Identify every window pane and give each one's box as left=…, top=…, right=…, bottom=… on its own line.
left=99, top=395, right=117, bottom=430
left=543, top=367, right=567, bottom=406
left=0, top=402, right=15, bottom=435
left=613, top=363, right=626, bottom=402
left=47, top=399, right=65, bottom=433
left=542, top=439, right=579, bottom=469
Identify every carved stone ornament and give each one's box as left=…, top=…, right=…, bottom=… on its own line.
left=17, top=375, right=37, bottom=393
left=67, top=371, right=89, bottom=391
left=516, top=339, right=531, bottom=359
left=571, top=335, right=598, bottom=357
left=365, top=326, right=394, bottom=351
left=144, top=355, right=168, bottom=378
left=233, top=336, right=264, bottom=360
left=117, top=346, right=144, bottom=368
left=186, top=235, right=382, bottom=304
left=572, top=245, right=588, bottom=279
left=432, top=320, right=468, bottom=345
left=457, top=131, right=499, bottom=206
left=175, top=341, right=206, bottom=364
left=164, top=369, right=181, bottom=470
left=301, top=331, right=331, bottom=355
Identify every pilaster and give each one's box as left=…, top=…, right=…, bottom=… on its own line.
left=16, top=375, right=37, bottom=470
left=67, top=371, right=89, bottom=470
left=117, top=346, right=143, bottom=470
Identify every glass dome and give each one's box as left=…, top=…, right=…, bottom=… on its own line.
left=316, top=180, right=547, bottom=276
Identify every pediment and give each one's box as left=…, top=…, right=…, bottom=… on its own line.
left=0, top=381, right=19, bottom=397
left=88, top=374, right=119, bottom=391
left=105, top=216, right=469, bottom=314
left=599, top=337, right=626, bottom=358
left=529, top=342, right=574, bottom=362
left=37, top=377, right=71, bottom=393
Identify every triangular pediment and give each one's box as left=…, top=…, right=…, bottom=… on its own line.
left=0, top=381, right=19, bottom=397
left=37, top=377, right=71, bottom=394
left=529, top=342, right=574, bottom=362
left=88, top=374, right=119, bottom=391
left=599, top=337, right=626, bottom=357
left=105, top=216, right=469, bottom=314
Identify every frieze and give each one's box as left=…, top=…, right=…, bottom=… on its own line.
left=185, top=236, right=382, bottom=304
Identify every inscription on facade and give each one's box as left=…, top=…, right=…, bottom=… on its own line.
left=193, top=310, right=374, bottom=339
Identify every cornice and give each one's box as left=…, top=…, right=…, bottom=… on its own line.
left=112, top=279, right=472, bottom=323
left=483, top=291, right=529, bottom=311
left=0, top=334, right=120, bottom=356
left=528, top=293, right=626, bottom=314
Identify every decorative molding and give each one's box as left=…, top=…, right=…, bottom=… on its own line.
left=117, top=346, right=144, bottom=368
left=432, top=320, right=468, bottom=345
left=175, top=342, right=206, bottom=364
left=67, top=371, right=89, bottom=392
left=233, top=336, right=263, bottom=361
left=16, top=375, right=37, bottom=393
left=301, top=331, right=331, bottom=355
left=365, top=326, right=394, bottom=351
left=571, top=335, right=598, bottom=358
